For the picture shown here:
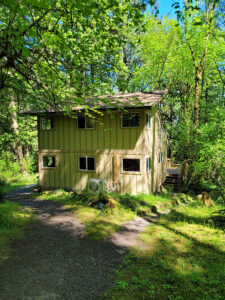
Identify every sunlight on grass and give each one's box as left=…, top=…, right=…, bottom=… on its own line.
left=35, top=190, right=136, bottom=240
left=0, top=201, right=34, bottom=254
left=106, top=203, right=225, bottom=300
left=2, top=173, right=38, bottom=193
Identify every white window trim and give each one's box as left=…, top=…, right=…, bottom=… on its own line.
left=146, top=113, right=152, bottom=129
left=78, top=156, right=95, bottom=171
left=122, top=158, right=141, bottom=173
left=121, top=112, right=140, bottom=128
left=77, top=115, right=95, bottom=130
left=39, top=117, right=55, bottom=131
left=42, top=155, right=56, bottom=169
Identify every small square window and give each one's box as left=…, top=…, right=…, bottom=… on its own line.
left=146, top=113, right=151, bottom=129
left=78, top=116, right=94, bottom=129
left=159, top=152, right=164, bottom=163
left=146, top=157, right=151, bottom=172
left=123, top=159, right=140, bottom=172
left=79, top=157, right=95, bottom=171
left=40, top=117, right=54, bottom=130
left=42, top=156, right=56, bottom=168
left=86, top=117, right=94, bottom=129
left=122, top=113, right=140, bottom=128
left=159, top=125, right=162, bottom=142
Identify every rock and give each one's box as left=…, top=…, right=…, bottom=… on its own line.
left=33, top=186, right=42, bottom=193
left=197, top=194, right=202, bottom=201
left=202, top=191, right=215, bottom=207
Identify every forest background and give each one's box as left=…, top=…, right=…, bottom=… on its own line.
left=0, top=0, right=224, bottom=199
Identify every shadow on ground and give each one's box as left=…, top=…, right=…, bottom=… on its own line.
left=0, top=186, right=128, bottom=300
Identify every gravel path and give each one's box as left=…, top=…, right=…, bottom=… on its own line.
left=0, top=186, right=151, bottom=300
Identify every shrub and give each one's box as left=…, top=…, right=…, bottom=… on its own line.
left=0, top=177, right=7, bottom=202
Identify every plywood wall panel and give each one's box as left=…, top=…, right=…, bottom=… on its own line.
left=38, top=108, right=168, bottom=195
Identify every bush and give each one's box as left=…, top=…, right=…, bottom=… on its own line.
left=0, top=177, right=7, bottom=202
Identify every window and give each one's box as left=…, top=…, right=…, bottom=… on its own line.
left=40, top=117, right=54, bottom=130
left=146, top=157, right=151, bottom=172
left=42, top=156, right=56, bottom=168
left=159, top=125, right=162, bottom=142
left=146, top=113, right=151, bottom=129
left=79, top=157, right=95, bottom=171
left=159, top=152, right=164, bottom=163
left=122, top=159, right=140, bottom=172
left=78, top=116, right=94, bottom=129
left=122, top=113, right=140, bottom=128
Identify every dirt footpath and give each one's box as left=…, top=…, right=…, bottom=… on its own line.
left=0, top=186, right=126, bottom=300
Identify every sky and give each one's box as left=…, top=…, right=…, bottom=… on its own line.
left=157, top=0, right=181, bottom=19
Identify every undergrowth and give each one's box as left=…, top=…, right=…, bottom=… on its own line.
left=106, top=202, right=225, bottom=300
left=0, top=201, right=34, bottom=253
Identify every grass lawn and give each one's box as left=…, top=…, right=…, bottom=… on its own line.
left=106, top=202, right=225, bottom=300
left=33, top=190, right=196, bottom=241
left=0, top=201, right=34, bottom=254
left=2, top=173, right=38, bottom=193
left=34, top=190, right=137, bottom=240
left=0, top=174, right=37, bottom=255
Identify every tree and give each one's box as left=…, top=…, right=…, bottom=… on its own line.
left=0, top=0, right=146, bottom=109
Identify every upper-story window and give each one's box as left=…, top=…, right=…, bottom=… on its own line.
left=146, top=113, right=151, bottom=129
left=78, top=116, right=94, bottom=129
left=146, top=157, right=151, bottom=172
left=40, top=117, right=54, bottom=130
left=159, top=152, right=164, bottom=163
left=122, top=113, right=140, bottom=128
left=159, top=124, right=162, bottom=142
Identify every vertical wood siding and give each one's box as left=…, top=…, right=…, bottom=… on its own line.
left=38, top=109, right=167, bottom=195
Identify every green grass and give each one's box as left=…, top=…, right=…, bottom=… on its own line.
left=2, top=173, right=38, bottom=193
left=33, top=189, right=195, bottom=241
left=34, top=190, right=137, bottom=240
left=106, top=202, right=225, bottom=300
left=0, top=201, right=34, bottom=255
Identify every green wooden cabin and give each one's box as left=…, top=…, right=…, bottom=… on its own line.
left=28, top=91, right=168, bottom=195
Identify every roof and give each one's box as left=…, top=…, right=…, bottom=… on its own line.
left=24, top=90, right=167, bottom=115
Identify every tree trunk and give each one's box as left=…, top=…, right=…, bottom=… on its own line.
left=10, top=98, right=27, bottom=175
left=194, top=69, right=201, bottom=128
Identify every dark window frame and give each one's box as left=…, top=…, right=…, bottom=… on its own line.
left=40, top=117, right=54, bottom=130
left=122, top=158, right=141, bottom=173
left=77, top=115, right=95, bottom=130
left=78, top=156, right=95, bottom=171
left=121, top=113, right=140, bottom=128
left=42, top=156, right=56, bottom=168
